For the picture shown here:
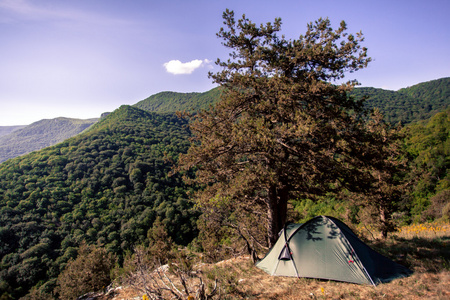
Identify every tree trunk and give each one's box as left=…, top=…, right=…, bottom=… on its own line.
left=380, top=207, right=389, bottom=239
left=267, top=185, right=289, bottom=247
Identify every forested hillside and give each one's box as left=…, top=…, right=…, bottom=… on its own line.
left=403, top=107, right=450, bottom=221
left=292, top=107, right=449, bottom=225
left=352, top=77, right=450, bottom=124
left=0, top=106, right=198, bottom=299
left=0, top=118, right=98, bottom=163
left=399, top=77, right=449, bottom=111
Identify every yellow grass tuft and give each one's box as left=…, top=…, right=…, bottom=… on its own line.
left=396, top=222, right=450, bottom=239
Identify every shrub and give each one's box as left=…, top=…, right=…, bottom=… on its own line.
left=55, top=243, right=115, bottom=300
left=423, top=190, right=450, bottom=221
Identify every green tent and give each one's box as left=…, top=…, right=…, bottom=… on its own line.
left=256, top=216, right=412, bottom=285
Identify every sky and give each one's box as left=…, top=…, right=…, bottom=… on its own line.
left=0, top=0, right=449, bottom=126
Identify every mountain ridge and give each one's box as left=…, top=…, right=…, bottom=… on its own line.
left=1, top=77, right=449, bottom=164
left=353, top=77, right=450, bottom=124
left=135, top=77, right=450, bottom=125
left=0, top=125, right=26, bottom=137
left=0, top=117, right=98, bottom=163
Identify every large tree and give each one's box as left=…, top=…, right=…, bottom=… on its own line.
left=178, top=10, right=373, bottom=247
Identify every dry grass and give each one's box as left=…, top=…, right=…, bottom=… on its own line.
left=202, top=256, right=449, bottom=300
left=111, top=221, right=450, bottom=299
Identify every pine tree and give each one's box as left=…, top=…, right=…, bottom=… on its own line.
left=178, top=10, right=373, bottom=247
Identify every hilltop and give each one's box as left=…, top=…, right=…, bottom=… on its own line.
left=133, top=87, right=222, bottom=114
left=354, top=77, right=450, bottom=124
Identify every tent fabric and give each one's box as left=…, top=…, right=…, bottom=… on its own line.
left=256, top=216, right=412, bottom=285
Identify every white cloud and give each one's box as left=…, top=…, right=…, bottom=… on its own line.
left=164, top=59, right=211, bottom=75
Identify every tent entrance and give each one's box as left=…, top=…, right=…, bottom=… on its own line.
left=278, top=245, right=292, bottom=260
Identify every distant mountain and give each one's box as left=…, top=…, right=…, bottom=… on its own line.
left=0, top=117, right=98, bottom=163
left=0, top=125, right=26, bottom=137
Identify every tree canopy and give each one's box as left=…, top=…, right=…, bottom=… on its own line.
left=178, top=10, right=376, bottom=247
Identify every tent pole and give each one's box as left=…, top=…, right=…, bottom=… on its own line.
left=283, top=223, right=300, bottom=278
left=362, top=264, right=376, bottom=286
left=289, top=244, right=300, bottom=278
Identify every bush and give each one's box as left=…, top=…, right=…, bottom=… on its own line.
left=423, top=190, right=450, bottom=221
left=55, top=243, right=115, bottom=300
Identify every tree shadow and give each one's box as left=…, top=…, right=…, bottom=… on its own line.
left=368, top=236, right=450, bottom=273
left=295, top=216, right=348, bottom=242
left=302, top=221, right=324, bottom=242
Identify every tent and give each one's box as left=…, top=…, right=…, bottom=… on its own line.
left=256, top=215, right=412, bottom=285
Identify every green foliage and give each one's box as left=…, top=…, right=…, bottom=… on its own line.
left=351, top=77, right=450, bottom=125
left=0, top=106, right=198, bottom=299
left=55, top=243, right=115, bottom=300
left=179, top=10, right=374, bottom=249
left=134, top=87, right=222, bottom=114
left=399, top=77, right=450, bottom=113
left=146, top=218, right=174, bottom=264
left=403, top=107, right=450, bottom=221
left=291, top=107, right=449, bottom=226
left=292, top=197, right=347, bottom=223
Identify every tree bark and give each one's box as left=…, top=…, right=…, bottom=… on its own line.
left=267, top=185, right=289, bottom=247
left=380, top=206, right=389, bottom=239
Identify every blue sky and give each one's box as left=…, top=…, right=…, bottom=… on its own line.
left=0, top=0, right=449, bottom=126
